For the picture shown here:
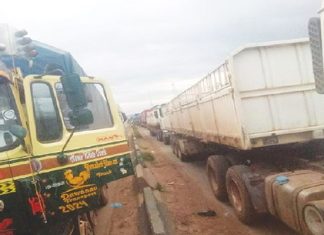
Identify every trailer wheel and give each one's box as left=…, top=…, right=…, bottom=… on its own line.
left=172, top=143, right=176, bottom=154
left=207, top=155, right=230, bottom=201
left=175, top=144, right=188, bottom=162
left=159, top=133, right=162, bottom=141
left=179, top=151, right=188, bottom=162
left=157, top=132, right=163, bottom=142
left=175, top=145, right=181, bottom=158
left=163, top=136, right=170, bottom=145
left=226, top=165, right=256, bottom=224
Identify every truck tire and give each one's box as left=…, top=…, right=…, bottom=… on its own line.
left=175, top=144, right=188, bottom=162
left=163, top=136, right=170, bottom=145
left=157, top=132, right=163, bottom=142
left=179, top=151, right=188, bottom=162
left=226, top=165, right=256, bottom=224
left=98, top=184, right=109, bottom=206
left=172, top=143, right=176, bottom=154
left=207, top=155, right=230, bottom=201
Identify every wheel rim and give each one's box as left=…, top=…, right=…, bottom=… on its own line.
left=208, top=167, right=219, bottom=194
left=304, top=206, right=324, bottom=235
left=229, top=179, right=242, bottom=212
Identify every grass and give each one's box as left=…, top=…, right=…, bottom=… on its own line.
left=155, top=183, right=164, bottom=192
left=140, top=152, right=155, bottom=162
left=133, top=126, right=142, bottom=139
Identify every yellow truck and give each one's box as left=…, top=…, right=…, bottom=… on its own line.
left=0, top=27, right=133, bottom=235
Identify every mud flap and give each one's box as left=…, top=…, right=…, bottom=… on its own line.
left=240, top=170, right=269, bottom=214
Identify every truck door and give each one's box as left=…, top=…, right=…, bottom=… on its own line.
left=22, top=74, right=133, bottom=220
left=0, top=77, right=28, bottom=234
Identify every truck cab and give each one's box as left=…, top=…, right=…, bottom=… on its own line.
left=0, top=65, right=133, bottom=234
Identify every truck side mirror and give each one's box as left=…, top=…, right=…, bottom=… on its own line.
left=68, top=108, right=94, bottom=127
left=9, top=125, right=27, bottom=139
left=60, top=74, right=94, bottom=126
left=60, top=73, right=88, bottom=110
left=309, top=17, right=324, bottom=94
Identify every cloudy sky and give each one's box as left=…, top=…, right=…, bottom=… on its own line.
left=1, top=0, right=321, bottom=114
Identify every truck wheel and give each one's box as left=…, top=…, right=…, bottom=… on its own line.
left=71, top=216, right=81, bottom=235
left=176, top=145, right=189, bottom=162
left=157, top=132, right=163, bottom=142
left=175, top=145, right=181, bottom=158
left=98, top=184, right=109, bottom=206
left=160, top=133, right=164, bottom=142
left=226, top=165, right=256, bottom=224
left=163, top=136, right=170, bottom=145
left=207, top=155, right=230, bottom=201
left=179, top=152, right=188, bottom=162
left=172, top=143, right=176, bottom=154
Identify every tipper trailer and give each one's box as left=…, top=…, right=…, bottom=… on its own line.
left=168, top=38, right=324, bottom=152
left=166, top=38, right=324, bottom=234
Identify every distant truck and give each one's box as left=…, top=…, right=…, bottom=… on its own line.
left=164, top=38, right=324, bottom=234
left=140, top=109, right=149, bottom=127
left=141, top=105, right=171, bottom=144
left=157, top=104, right=171, bottom=145
left=145, top=105, right=161, bottom=137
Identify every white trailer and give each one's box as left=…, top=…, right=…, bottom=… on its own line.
left=167, top=38, right=324, bottom=234
left=169, top=38, right=324, bottom=151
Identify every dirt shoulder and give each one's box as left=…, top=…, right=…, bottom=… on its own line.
left=93, top=172, right=140, bottom=235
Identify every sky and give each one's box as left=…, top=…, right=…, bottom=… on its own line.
left=0, top=0, right=321, bottom=114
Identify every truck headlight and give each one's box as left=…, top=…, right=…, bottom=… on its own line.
left=304, top=204, right=324, bottom=235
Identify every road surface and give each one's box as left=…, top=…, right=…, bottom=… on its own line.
left=136, top=127, right=298, bottom=235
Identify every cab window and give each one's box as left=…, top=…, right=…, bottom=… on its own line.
left=0, top=83, right=19, bottom=150
left=31, top=82, right=62, bottom=142
left=55, top=83, right=114, bottom=131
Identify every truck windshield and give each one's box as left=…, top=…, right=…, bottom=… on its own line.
left=0, top=83, right=19, bottom=151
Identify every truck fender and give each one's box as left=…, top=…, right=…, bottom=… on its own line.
left=237, top=166, right=268, bottom=214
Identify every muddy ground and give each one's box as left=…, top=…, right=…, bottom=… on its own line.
left=93, top=175, right=140, bottom=235
left=135, top=127, right=298, bottom=235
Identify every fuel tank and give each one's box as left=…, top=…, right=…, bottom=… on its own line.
left=265, top=170, right=324, bottom=234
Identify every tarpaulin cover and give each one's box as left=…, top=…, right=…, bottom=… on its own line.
left=0, top=40, right=86, bottom=76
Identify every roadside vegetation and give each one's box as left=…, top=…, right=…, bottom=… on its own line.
left=132, top=126, right=142, bottom=139
left=140, top=151, right=155, bottom=162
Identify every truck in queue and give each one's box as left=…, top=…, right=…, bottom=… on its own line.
left=141, top=104, right=171, bottom=145
left=0, top=25, right=133, bottom=235
left=145, top=105, right=161, bottom=137
left=158, top=23, right=324, bottom=235
left=139, top=109, right=149, bottom=128
left=156, top=103, right=171, bottom=145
